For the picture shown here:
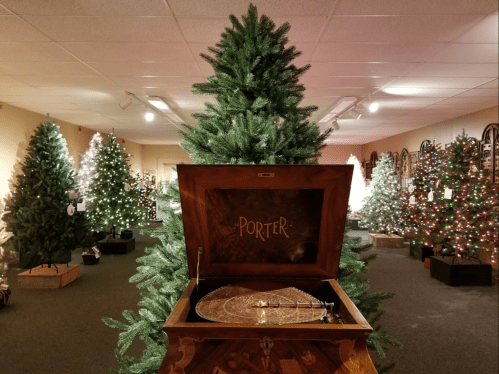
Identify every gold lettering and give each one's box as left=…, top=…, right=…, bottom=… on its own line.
left=279, top=217, right=290, bottom=238
left=239, top=216, right=247, bottom=237
left=273, top=221, right=278, bottom=234
left=247, top=221, right=255, bottom=235
left=256, top=222, right=265, bottom=241
left=264, top=223, right=272, bottom=239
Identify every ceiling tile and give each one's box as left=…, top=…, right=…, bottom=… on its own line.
left=272, top=17, right=328, bottom=43
left=88, top=61, right=202, bottom=77
left=476, top=79, right=498, bottom=89
left=0, top=16, right=51, bottom=42
left=0, top=61, right=98, bottom=76
left=379, top=87, right=469, bottom=97
left=321, top=15, right=483, bottom=43
left=335, top=0, right=499, bottom=15
left=23, top=16, right=184, bottom=42
left=427, top=43, right=498, bottom=63
left=177, top=18, right=233, bottom=43
left=307, top=62, right=416, bottom=77
left=0, top=0, right=171, bottom=16
left=453, top=12, right=498, bottom=43
left=387, top=77, right=493, bottom=89
left=60, top=42, right=194, bottom=62
left=453, top=88, right=499, bottom=97
left=113, top=76, right=202, bottom=88
left=311, top=42, right=443, bottom=62
left=301, top=76, right=395, bottom=89
left=0, top=42, right=78, bottom=62
left=169, top=0, right=333, bottom=18
left=13, top=75, right=118, bottom=88
left=402, top=63, right=498, bottom=77
left=304, top=87, right=376, bottom=98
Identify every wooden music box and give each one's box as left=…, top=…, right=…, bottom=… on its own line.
left=158, top=165, right=377, bottom=374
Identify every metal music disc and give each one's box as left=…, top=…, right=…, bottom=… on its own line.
left=196, top=281, right=327, bottom=325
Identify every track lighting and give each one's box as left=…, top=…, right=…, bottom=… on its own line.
left=331, top=118, right=340, bottom=131
left=348, top=109, right=362, bottom=120
left=119, top=92, right=133, bottom=110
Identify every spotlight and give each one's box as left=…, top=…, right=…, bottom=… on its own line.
left=362, top=96, right=379, bottom=113
left=119, top=92, right=133, bottom=110
left=331, top=118, right=340, bottom=131
left=144, top=111, right=155, bottom=122
left=348, top=109, right=362, bottom=120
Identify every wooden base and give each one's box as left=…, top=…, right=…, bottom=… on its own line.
left=368, top=233, right=404, bottom=248
left=430, top=257, right=492, bottom=286
left=18, top=264, right=80, bottom=289
left=97, top=237, right=135, bottom=254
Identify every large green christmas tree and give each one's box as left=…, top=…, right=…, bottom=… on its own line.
left=86, top=133, right=145, bottom=237
left=360, top=152, right=402, bottom=234
left=103, top=5, right=398, bottom=374
left=6, top=119, right=90, bottom=268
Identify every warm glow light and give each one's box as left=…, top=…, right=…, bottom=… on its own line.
left=144, top=111, right=155, bottom=122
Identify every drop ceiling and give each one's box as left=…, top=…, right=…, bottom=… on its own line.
left=0, top=0, right=497, bottom=145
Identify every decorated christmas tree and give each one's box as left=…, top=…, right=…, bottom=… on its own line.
left=78, top=132, right=103, bottom=203
left=438, top=132, right=498, bottom=262
left=86, top=133, right=145, bottom=237
left=360, top=153, right=402, bottom=234
left=347, top=154, right=369, bottom=215
left=139, top=173, right=157, bottom=222
left=5, top=119, right=90, bottom=268
left=399, top=143, right=446, bottom=247
left=103, top=5, right=398, bottom=374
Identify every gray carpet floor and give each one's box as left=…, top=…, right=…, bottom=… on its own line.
left=1, top=229, right=497, bottom=374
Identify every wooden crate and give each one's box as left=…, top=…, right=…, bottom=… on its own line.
left=369, top=233, right=405, bottom=248
left=18, top=264, right=80, bottom=289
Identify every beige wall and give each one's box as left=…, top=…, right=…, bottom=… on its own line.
left=0, top=103, right=143, bottom=210
left=319, top=144, right=362, bottom=164
left=140, top=144, right=192, bottom=182
left=361, top=106, right=498, bottom=159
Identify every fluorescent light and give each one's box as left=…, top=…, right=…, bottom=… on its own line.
left=148, top=97, right=170, bottom=111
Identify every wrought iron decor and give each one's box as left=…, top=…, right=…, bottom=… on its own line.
left=400, top=148, right=410, bottom=189
left=481, top=123, right=499, bottom=184
left=419, top=140, right=432, bottom=160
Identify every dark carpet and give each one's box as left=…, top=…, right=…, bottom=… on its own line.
left=1, top=230, right=497, bottom=374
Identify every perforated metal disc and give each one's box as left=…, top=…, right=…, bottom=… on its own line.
left=196, top=281, right=326, bottom=325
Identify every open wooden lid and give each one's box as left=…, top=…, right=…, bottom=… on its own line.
left=177, top=165, right=353, bottom=280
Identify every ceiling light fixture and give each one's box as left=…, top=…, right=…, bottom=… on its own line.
left=331, top=118, right=340, bottom=131
left=348, top=109, right=362, bottom=120
left=319, top=97, right=358, bottom=123
left=362, top=95, right=379, bottom=113
left=144, top=111, right=155, bottom=122
left=147, top=96, right=170, bottom=111
left=119, top=92, right=133, bottom=110
left=118, top=91, right=184, bottom=130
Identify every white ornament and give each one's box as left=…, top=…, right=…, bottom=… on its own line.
left=67, top=204, right=75, bottom=216
left=428, top=190, right=434, bottom=202
left=124, top=183, right=130, bottom=192
left=77, top=202, right=86, bottom=211
left=408, top=178, right=413, bottom=185
left=435, top=179, right=441, bottom=189
left=444, top=188, right=453, bottom=199
left=409, top=196, right=416, bottom=205
left=408, top=185, right=415, bottom=193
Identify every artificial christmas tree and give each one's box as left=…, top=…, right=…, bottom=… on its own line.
left=139, top=172, right=157, bottom=222
left=86, top=133, right=145, bottom=239
left=360, top=153, right=403, bottom=247
left=347, top=154, right=370, bottom=230
left=5, top=119, right=90, bottom=268
left=77, top=132, right=103, bottom=203
left=399, top=143, right=446, bottom=260
left=103, top=5, right=398, bottom=374
left=437, top=132, right=498, bottom=264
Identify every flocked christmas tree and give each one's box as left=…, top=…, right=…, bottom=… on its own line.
left=86, top=133, right=145, bottom=238
left=438, top=132, right=498, bottom=262
left=347, top=154, right=369, bottom=216
left=103, top=5, right=399, bottom=374
left=78, top=132, right=103, bottom=203
left=5, top=119, right=91, bottom=268
left=398, top=143, right=447, bottom=248
left=360, top=152, right=402, bottom=234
